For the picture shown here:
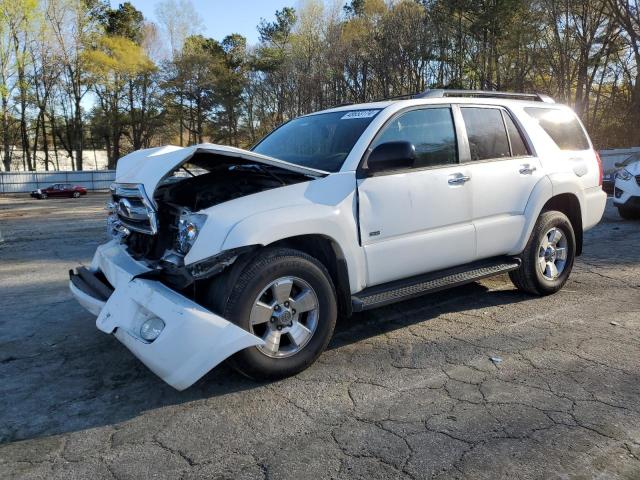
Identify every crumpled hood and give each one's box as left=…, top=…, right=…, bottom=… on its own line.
left=115, top=143, right=327, bottom=202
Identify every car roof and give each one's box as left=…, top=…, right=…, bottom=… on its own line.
left=312, top=96, right=568, bottom=116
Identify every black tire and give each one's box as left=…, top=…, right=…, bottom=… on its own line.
left=72, top=191, right=80, bottom=198
left=40, top=193, right=47, bottom=199
left=617, top=205, right=640, bottom=220
left=212, top=247, right=337, bottom=380
left=509, top=210, right=576, bottom=296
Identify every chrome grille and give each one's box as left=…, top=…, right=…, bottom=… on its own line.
left=110, top=183, right=158, bottom=235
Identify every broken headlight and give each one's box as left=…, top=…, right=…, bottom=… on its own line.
left=176, top=210, right=207, bottom=254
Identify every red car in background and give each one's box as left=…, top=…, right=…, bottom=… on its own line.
left=31, top=183, right=88, bottom=199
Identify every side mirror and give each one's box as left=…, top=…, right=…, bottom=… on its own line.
left=366, top=141, right=416, bottom=174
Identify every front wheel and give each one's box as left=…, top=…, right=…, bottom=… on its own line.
left=40, top=193, right=47, bottom=199
left=211, top=247, right=337, bottom=380
left=72, top=191, right=80, bottom=198
left=509, top=210, right=576, bottom=296
left=617, top=205, right=640, bottom=220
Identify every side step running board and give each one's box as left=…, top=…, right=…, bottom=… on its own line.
left=351, top=256, right=521, bottom=312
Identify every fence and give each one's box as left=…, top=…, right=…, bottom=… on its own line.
left=0, top=170, right=115, bottom=194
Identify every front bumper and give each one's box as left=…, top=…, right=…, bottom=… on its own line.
left=613, top=176, right=640, bottom=208
left=69, top=240, right=264, bottom=390
left=613, top=194, right=640, bottom=210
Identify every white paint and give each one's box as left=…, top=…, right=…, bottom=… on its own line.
left=70, top=95, right=609, bottom=390
left=70, top=240, right=263, bottom=391
left=613, top=158, right=640, bottom=210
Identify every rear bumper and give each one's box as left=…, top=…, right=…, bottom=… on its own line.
left=69, top=240, right=263, bottom=390
left=582, top=187, right=607, bottom=231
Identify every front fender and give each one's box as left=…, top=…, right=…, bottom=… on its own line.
left=222, top=201, right=368, bottom=294
left=185, top=172, right=368, bottom=293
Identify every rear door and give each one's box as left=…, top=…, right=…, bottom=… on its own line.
left=357, top=106, right=476, bottom=286
left=456, top=105, right=544, bottom=259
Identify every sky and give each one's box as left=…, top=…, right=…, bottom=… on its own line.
left=110, top=0, right=300, bottom=45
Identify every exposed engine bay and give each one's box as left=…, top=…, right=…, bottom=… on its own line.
left=108, top=150, right=315, bottom=289
left=155, top=160, right=303, bottom=212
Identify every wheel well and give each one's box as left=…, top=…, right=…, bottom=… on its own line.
left=269, top=235, right=353, bottom=317
left=542, top=194, right=583, bottom=256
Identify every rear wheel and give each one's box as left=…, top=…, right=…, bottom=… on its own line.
left=617, top=205, right=640, bottom=220
left=72, top=191, right=80, bottom=198
left=509, top=210, right=576, bottom=296
left=212, top=247, right=337, bottom=380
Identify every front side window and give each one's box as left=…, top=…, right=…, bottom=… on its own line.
left=371, top=107, right=457, bottom=168
left=524, top=107, right=590, bottom=151
left=461, top=107, right=510, bottom=161
left=252, top=109, right=381, bottom=172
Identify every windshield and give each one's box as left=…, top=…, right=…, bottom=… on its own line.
left=252, top=109, right=381, bottom=172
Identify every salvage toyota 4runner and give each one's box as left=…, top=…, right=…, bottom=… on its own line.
left=70, top=89, right=606, bottom=390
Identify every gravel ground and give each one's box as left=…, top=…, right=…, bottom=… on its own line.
left=0, top=193, right=639, bottom=480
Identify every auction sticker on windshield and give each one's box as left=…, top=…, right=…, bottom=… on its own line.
left=341, top=110, right=380, bottom=120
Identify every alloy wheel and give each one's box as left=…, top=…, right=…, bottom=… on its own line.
left=249, top=276, right=319, bottom=358
left=538, top=227, right=568, bottom=280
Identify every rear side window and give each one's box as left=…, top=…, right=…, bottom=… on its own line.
left=372, top=107, right=457, bottom=168
left=461, top=107, right=510, bottom=161
left=525, top=107, right=590, bottom=150
left=502, top=112, right=530, bottom=157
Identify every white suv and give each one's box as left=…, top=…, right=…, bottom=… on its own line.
left=613, top=155, right=640, bottom=219
left=70, top=90, right=606, bottom=390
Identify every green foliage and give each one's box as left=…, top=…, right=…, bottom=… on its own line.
left=105, top=2, right=144, bottom=43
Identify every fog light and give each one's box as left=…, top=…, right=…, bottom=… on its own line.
left=140, top=317, right=165, bottom=342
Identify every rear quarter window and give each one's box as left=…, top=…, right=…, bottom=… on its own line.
left=524, top=107, right=590, bottom=151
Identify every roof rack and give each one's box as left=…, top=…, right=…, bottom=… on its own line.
left=415, top=89, right=555, bottom=103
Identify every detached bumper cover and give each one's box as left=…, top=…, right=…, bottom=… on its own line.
left=69, top=240, right=264, bottom=390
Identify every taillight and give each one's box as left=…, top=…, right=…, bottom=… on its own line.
left=595, top=151, right=603, bottom=186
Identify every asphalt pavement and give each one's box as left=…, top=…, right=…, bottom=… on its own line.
left=0, top=193, right=638, bottom=479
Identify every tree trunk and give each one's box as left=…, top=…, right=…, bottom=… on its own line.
left=18, top=74, right=32, bottom=170
left=41, top=111, right=50, bottom=172
left=2, top=96, right=10, bottom=172
left=74, top=95, right=83, bottom=170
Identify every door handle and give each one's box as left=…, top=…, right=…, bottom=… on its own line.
left=519, top=164, right=537, bottom=175
left=448, top=173, right=471, bottom=185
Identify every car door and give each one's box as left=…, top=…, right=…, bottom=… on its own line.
left=456, top=105, right=544, bottom=259
left=357, top=106, right=476, bottom=287
left=53, top=184, right=65, bottom=197
left=47, top=184, right=61, bottom=197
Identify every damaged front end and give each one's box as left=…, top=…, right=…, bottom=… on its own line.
left=106, top=146, right=318, bottom=288
left=69, top=144, right=324, bottom=390
left=69, top=240, right=264, bottom=390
